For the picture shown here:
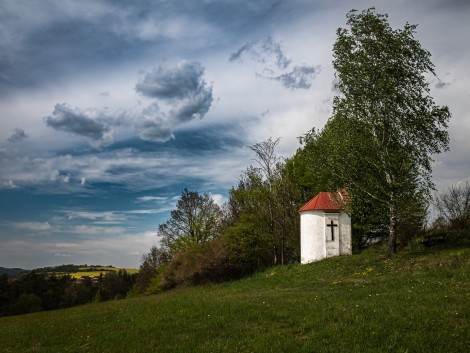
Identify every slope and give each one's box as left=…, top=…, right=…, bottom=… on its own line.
left=1, top=231, right=469, bottom=353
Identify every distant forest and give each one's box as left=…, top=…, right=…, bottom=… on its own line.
left=0, top=267, right=27, bottom=277
left=0, top=267, right=136, bottom=317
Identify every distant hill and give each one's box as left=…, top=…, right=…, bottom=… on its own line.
left=0, top=264, right=120, bottom=277
left=0, top=267, right=29, bottom=276
left=33, top=264, right=90, bottom=273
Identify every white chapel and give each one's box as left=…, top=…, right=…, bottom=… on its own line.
left=299, top=191, right=352, bottom=264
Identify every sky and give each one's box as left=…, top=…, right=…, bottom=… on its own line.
left=1, top=0, right=469, bottom=269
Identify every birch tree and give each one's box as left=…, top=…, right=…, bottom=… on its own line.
left=331, top=8, right=450, bottom=254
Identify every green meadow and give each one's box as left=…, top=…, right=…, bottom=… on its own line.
left=1, top=232, right=469, bottom=353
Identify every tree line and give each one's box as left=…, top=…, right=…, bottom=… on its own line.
left=0, top=270, right=136, bottom=317
left=135, top=8, right=455, bottom=294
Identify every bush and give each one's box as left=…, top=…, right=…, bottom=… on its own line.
left=435, top=182, right=470, bottom=229
left=11, top=293, right=42, bottom=315
left=153, top=219, right=274, bottom=291
left=157, top=241, right=230, bottom=290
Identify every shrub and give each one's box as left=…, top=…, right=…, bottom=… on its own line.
left=435, top=182, right=470, bottom=229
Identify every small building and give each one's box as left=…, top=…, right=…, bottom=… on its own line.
left=299, top=191, right=352, bottom=264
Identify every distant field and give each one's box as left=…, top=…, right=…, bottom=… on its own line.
left=69, top=267, right=139, bottom=279
left=1, top=231, right=469, bottom=353
left=44, top=267, right=139, bottom=279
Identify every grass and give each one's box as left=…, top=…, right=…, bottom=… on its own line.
left=1, top=231, right=469, bottom=353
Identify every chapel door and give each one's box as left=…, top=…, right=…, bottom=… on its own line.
left=325, top=214, right=340, bottom=257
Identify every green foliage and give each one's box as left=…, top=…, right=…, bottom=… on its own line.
left=135, top=245, right=170, bottom=294
left=1, top=232, right=469, bottom=352
left=223, top=214, right=273, bottom=273
left=10, top=293, right=42, bottom=315
left=225, top=139, right=301, bottom=267
left=0, top=274, right=10, bottom=308
left=151, top=138, right=303, bottom=290
left=99, top=270, right=137, bottom=301
left=154, top=223, right=273, bottom=291
left=158, top=188, right=223, bottom=255
left=308, top=7, right=450, bottom=254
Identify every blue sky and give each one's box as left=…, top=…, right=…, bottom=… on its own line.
left=1, top=0, right=469, bottom=269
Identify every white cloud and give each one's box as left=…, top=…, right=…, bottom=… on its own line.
left=210, top=193, right=227, bottom=206
left=66, top=211, right=127, bottom=223
left=0, top=229, right=157, bottom=268
left=137, top=196, right=168, bottom=202
left=10, top=221, right=51, bottom=231
left=125, top=209, right=169, bottom=215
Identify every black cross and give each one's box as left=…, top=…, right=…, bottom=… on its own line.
left=326, top=220, right=338, bottom=241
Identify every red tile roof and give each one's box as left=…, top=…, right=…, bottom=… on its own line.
left=299, top=191, right=346, bottom=212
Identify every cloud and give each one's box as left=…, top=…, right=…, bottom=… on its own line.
left=210, top=193, right=227, bottom=206
left=261, top=36, right=292, bottom=69
left=137, top=196, right=168, bottom=202
left=266, top=65, right=321, bottom=90
left=435, top=81, right=451, bottom=89
left=54, top=253, right=73, bottom=257
left=135, top=61, right=213, bottom=142
left=136, top=61, right=210, bottom=100
left=44, top=103, right=114, bottom=147
left=230, top=36, right=291, bottom=69
left=0, top=230, right=157, bottom=268
left=66, top=211, right=127, bottom=223
left=0, top=126, right=248, bottom=193
left=135, top=103, right=175, bottom=142
left=1, top=180, right=17, bottom=189
left=126, top=209, right=167, bottom=215
left=10, top=221, right=51, bottom=231
left=230, top=36, right=320, bottom=90
left=229, top=42, right=253, bottom=62
left=7, top=128, right=28, bottom=142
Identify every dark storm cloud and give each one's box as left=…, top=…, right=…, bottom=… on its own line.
left=135, top=120, right=175, bottom=143
left=44, top=103, right=112, bottom=146
left=135, top=62, right=211, bottom=101
left=229, top=43, right=254, bottom=62
left=0, top=3, right=149, bottom=95
left=230, top=37, right=320, bottom=90
left=435, top=81, right=451, bottom=89
left=135, top=61, right=213, bottom=142
left=7, top=128, right=28, bottom=143
left=172, top=90, right=213, bottom=123
left=229, top=37, right=291, bottom=69
left=0, top=0, right=285, bottom=96
left=269, top=65, right=321, bottom=90
left=261, top=36, right=292, bottom=69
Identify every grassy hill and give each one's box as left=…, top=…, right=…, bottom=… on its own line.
left=1, top=232, right=469, bottom=353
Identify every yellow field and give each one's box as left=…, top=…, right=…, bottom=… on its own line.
left=69, top=268, right=138, bottom=279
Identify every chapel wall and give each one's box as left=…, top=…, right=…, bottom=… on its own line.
left=339, top=211, right=352, bottom=255
left=300, top=210, right=325, bottom=264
